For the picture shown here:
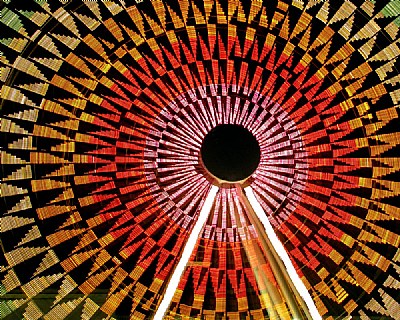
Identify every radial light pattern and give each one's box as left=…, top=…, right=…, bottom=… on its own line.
left=1, top=0, right=400, bottom=319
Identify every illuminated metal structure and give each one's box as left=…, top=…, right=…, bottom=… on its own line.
left=1, top=1, right=400, bottom=319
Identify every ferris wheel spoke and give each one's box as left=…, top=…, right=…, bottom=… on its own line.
left=153, top=185, right=219, bottom=320
left=244, top=186, right=322, bottom=320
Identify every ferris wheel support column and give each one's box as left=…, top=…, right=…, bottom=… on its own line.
left=153, top=185, right=219, bottom=320
left=239, top=186, right=322, bottom=320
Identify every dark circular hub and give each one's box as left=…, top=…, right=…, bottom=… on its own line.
left=201, top=124, right=261, bottom=182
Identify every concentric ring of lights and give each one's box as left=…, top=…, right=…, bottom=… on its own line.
left=145, top=84, right=308, bottom=231
left=1, top=1, right=399, bottom=319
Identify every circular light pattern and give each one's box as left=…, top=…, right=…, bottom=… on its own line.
left=145, top=83, right=307, bottom=234
left=1, top=1, right=400, bottom=319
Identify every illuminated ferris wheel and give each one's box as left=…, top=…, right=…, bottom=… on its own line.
left=1, top=1, right=400, bottom=319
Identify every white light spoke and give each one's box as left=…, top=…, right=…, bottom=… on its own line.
left=154, top=185, right=219, bottom=320
left=245, top=186, right=322, bottom=320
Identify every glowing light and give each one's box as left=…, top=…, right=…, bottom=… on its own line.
left=1, top=1, right=400, bottom=318
left=245, top=186, right=322, bottom=320
left=154, top=185, right=219, bottom=320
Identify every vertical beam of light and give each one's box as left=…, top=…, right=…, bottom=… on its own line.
left=244, top=186, right=322, bottom=320
left=154, top=185, right=219, bottom=320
